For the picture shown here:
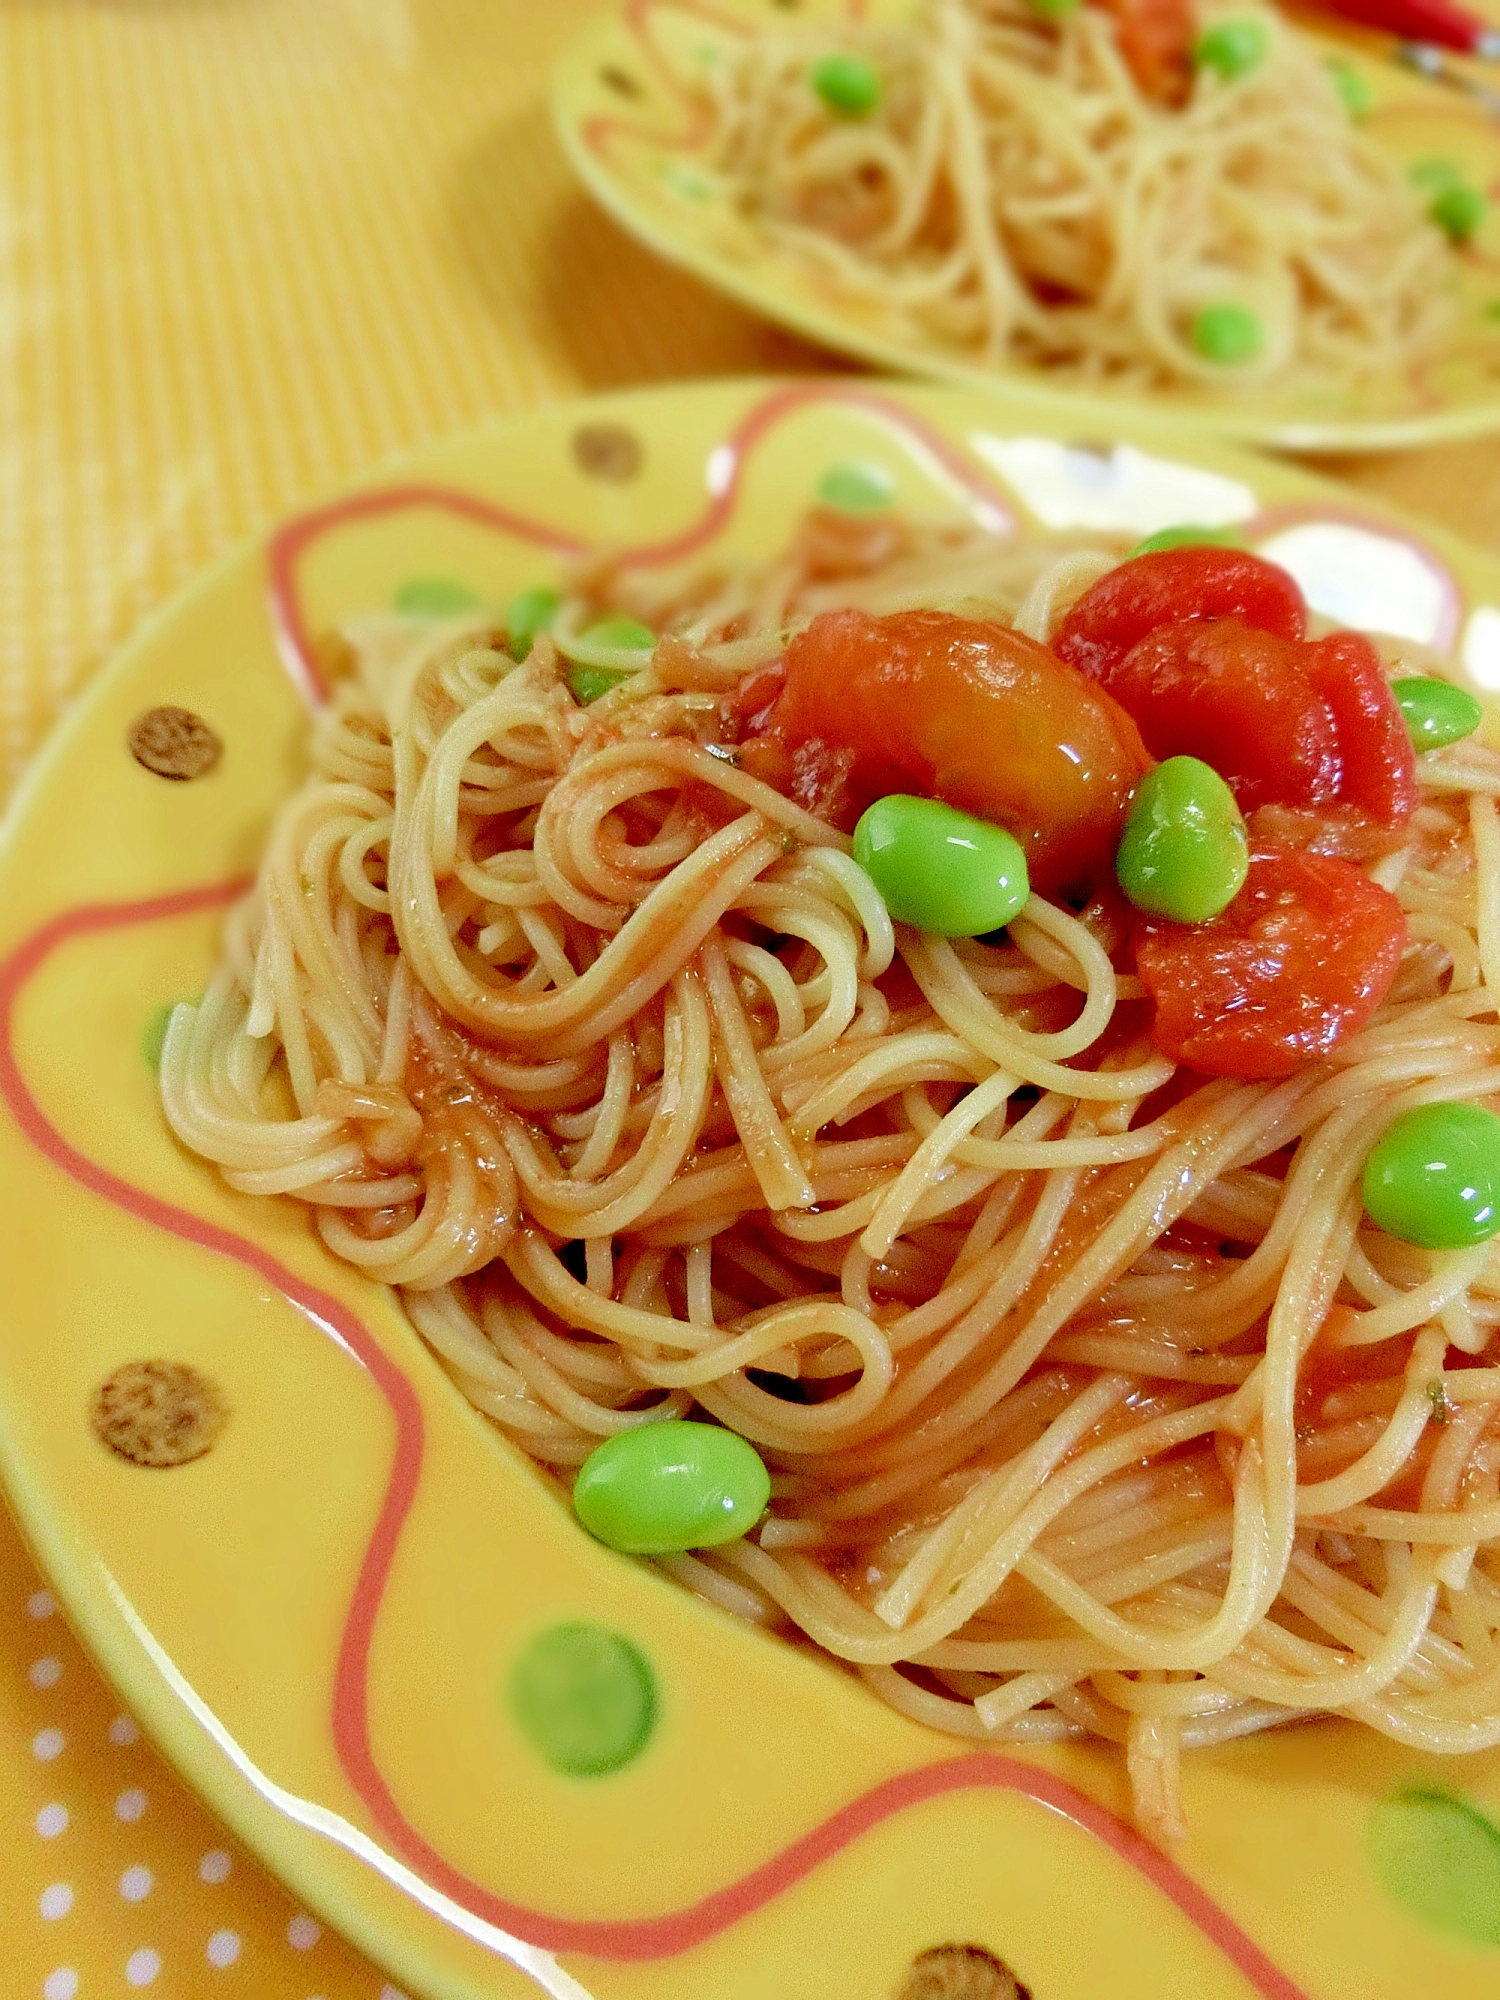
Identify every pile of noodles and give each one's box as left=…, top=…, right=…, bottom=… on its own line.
left=697, top=0, right=1455, bottom=389
left=162, top=509, right=1500, bottom=1842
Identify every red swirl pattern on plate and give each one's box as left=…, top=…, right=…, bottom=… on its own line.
left=0, top=384, right=1357, bottom=1994
left=265, top=381, right=1018, bottom=700
left=0, top=889, right=1310, bottom=1993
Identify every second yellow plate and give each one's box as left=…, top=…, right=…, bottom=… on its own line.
left=553, top=0, right=1500, bottom=452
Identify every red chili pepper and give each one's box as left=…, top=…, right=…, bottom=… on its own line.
left=1307, top=0, right=1497, bottom=54
left=1133, top=848, right=1408, bottom=1080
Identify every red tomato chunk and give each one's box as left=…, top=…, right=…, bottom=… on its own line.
left=1134, top=848, right=1408, bottom=1079
left=736, top=608, right=1152, bottom=894
left=1054, top=547, right=1307, bottom=680
left=1056, top=548, right=1415, bottom=831
left=1094, top=0, right=1196, bottom=105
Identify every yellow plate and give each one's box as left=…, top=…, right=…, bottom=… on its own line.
left=5, top=378, right=1500, bottom=2000
left=552, top=0, right=1500, bottom=453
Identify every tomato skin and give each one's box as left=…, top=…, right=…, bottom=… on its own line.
left=1063, top=569, right=1415, bottom=830
left=1306, top=630, right=1418, bottom=829
left=1133, top=848, right=1408, bottom=1079
left=741, top=608, right=1153, bottom=894
left=1102, top=618, right=1340, bottom=814
left=1094, top=0, right=1195, bottom=103
left=1054, top=547, right=1307, bottom=681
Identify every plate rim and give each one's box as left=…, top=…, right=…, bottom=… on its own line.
left=6, top=376, right=1500, bottom=2000
left=548, top=2, right=1500, bottom=455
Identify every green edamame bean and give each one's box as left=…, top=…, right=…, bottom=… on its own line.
left=568, top=617, right=655, bottom=705
left=581, top=616, right=655, bottom=650
left=1028, top=0, right=1080, bottom=17
left=505, top=586, right=560, bottom=662
left=1190, top=302, right=1262, bottom=365
left=1430, top=183, right=1486, bottom=245
left=1194, top=18, right=1269, bottom=82
left=1362, top=1102, right=1500, bottom=1249
left=810, top=53, right=882, bottom=116
left=1128, top=525, right=1240, bottom=557
left=573, top=1421, right=771, bottom=1554
left=852, top=794, right=1030, bottom=936
left=569, top=665, right=631, bottom=704
left=1326, top=56, right=1372, bottom=119
left=1115, top=756, right=1248, bottom=923
left=1392, top=676, right=1483, bottom=753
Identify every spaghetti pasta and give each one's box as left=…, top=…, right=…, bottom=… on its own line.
left=697, top=0, right=1458, bottom=390
left=162, top=509, right=1500, bottom=1841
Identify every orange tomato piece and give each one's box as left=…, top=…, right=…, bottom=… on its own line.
left=1093, top=0, right=1196, bottom=104
left=738, top=608, right=1153, bottom=895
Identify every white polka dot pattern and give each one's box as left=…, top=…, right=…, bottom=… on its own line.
left=0, top=1, right=813, bottom=1991
left=207, top=1929, right=243, bottom=1968
left=4, top=1504, right=434, bottom=1993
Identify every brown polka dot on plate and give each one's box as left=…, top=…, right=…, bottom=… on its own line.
left=127, top=706, right=221, bottom=780
left=91, top=1361, right=227, bottom=1467
left=572, top=423, right=643, bottom=483
left=897, top=1943, right=1032, bottom=2000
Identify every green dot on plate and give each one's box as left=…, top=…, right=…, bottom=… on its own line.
left=817, top=460, right=896, bottom=513
left=508, top=1623, right=657, bottom=1776
left=393, top=576, right=482, bottom=617
left=1369, top=1788, right=1500, bottom=1946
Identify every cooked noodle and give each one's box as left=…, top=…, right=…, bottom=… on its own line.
left=162, top=510, right=1500, bottom=1843
left=699, top=0, right=1455, bottom=388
